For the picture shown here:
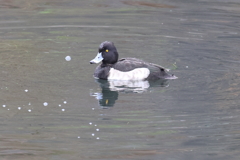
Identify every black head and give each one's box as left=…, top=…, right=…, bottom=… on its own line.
left=90, top=41, right=119, bottom=65
left=99, top=41, right=119, bottom=64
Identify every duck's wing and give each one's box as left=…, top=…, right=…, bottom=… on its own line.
left=113, top=58, right=177, bottom=80
left=112, top=58, right=149, bottom=72
left=113, top=58, right=168, bottom=71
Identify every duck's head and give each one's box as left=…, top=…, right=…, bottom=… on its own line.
left=90, top=41, right=119, bottom=65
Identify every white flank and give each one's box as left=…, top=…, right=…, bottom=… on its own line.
left=108, top=80, right=150, bottom=93
left=108, top=68, right=150, bottom=80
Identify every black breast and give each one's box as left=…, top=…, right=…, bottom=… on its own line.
left=94, top=64, right=111, bottom=79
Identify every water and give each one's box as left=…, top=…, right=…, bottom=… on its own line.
left=0, top=0, right=240, bottom=160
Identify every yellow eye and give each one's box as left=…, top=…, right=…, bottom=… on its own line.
left=106, top=49, right=108, bottom=52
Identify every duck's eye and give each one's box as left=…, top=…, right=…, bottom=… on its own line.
left=106, top=49, right=108, bottom=52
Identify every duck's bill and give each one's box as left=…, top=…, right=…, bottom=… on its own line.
left=90, top=52, right=103, bottom=64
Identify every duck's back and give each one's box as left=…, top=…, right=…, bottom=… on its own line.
left=113, top=58, right=148, bottom=72
left=112, top=58, right=176, bottom=80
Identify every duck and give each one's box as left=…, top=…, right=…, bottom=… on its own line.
left=90, top=41, right=177, bottom=80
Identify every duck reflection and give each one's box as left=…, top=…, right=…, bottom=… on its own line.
left=90, top=79, right=169, bottom=108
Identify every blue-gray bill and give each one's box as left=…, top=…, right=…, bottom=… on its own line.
left=90, top=52, right=103, bottom=64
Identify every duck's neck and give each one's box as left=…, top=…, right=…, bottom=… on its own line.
left=101, top=63, right=113, bottom=67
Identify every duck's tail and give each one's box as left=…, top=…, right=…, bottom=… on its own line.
left=164, top=73, right=178, bottom=79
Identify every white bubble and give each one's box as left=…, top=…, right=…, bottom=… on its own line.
left=77, top=136, right=80, bottom=139
left=2, top=105, right=6, bottom=107
left=96, top=137, right=100, bottom=140
left=96, top=129, right=99, bottom=131
left=18, top=107, right=21, bottom=110
left=92, top=133, right=95, bottom=136
left=89, top=122, right=92, bottom=125
left=62, top=109, right=65, bottom=111
left=25, top=89, right=28, bottom=92
left=28, top=109, right=31, bottom=112
left=28, top=102, right=31, bottom=105
left=92, top=108, right=95, bottom=110
left=186, top=66, right=189, bottom=68
left=63, top=101, right=67, bottom=104
left=43, top=102, right=48, bottom=106
left=94, top=124, right=97, bottom=126
left=59, top=104, right=61, bottom=107
left=7, top=109, right=10, bottom=110
left=65, top=56, right=71, bottom=61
